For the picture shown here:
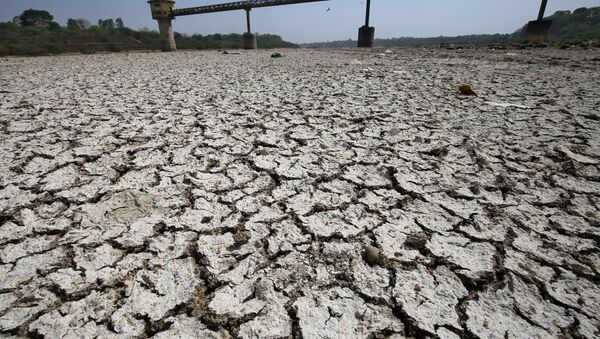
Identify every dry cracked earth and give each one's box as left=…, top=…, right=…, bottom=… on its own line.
left=0, top=47, right=599, bottom=338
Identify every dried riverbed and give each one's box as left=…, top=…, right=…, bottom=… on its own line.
left=0, top=47, right=599, bottom=338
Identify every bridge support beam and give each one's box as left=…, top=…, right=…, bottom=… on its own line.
left=357, top=0, right=374, bottom=47
left=537, top=0, right=548, bottom=21
left=243, top=8, right=257, bottom=49
left=523, top=0, right=552, bottom=40
left=149, top=0, right=177, bottom=51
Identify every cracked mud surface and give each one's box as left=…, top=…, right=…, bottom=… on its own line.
left=0, top=47, right=599, bottom=338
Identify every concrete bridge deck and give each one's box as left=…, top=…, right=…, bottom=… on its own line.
left=0, top=47, right=599, bottom=338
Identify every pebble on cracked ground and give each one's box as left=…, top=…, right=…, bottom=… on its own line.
left=0, top=47, right=599, bottom=338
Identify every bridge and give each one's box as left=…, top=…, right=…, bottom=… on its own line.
left=170, top=0, right=332, bottom=50
left=172, top=0, right=329, bottom=16
left=148, top=0, right=552, bottom=52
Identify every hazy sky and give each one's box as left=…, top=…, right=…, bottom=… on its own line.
left=2, top=0, right=599, bottom=43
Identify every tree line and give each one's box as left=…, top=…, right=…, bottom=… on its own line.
left=1, top=8, right=297, bottom=56
left=304, top=7, right=600, bottom=48
left=10, top=9, right=126, bottom=33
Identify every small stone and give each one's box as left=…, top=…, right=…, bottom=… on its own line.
left=363, top=244, right=384, bottom=266
left=233, top=229, right=252, bottom=245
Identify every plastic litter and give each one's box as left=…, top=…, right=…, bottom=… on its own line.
left=271, top=52, right=282, bottom=58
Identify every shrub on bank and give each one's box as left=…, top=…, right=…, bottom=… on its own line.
left=1, top=9, right=299, bottom=56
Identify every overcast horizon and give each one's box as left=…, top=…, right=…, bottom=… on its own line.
left=2, top=0, right=599, bottom=43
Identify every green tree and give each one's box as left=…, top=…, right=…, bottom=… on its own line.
left=553, top=10, right=572, bottom=17
left=67, top=18, right=79, bottom=30
left=115, top=18, right=124, bottom=30
left=48, top=21, right=61, bottom=31
left=67, top=18, right=90, bottom=30
left=18, top=9, right=54, bottom=28
left=98, top=19, right=115, bottom=30
left=80, top=19, right=91, bottom=30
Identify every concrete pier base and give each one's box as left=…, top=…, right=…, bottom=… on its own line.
left=357, top=26, right=375, bottom=48
left=523, top=20, right=552, bottom=40
left=158, top=18, right=176, bottom=52
left=243, top=32, right=257, bottom=50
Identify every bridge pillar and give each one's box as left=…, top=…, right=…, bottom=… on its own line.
left=357, top=0, right=374, bottom=47
left=148, top=0, right=177, bottom=51
left=158, top=18, right=177, bottom=51
left=358, top=26, right=375, bottom=48
left=243, top=8, right=257, bottom=49
left=523, top=0, right=552, bottom=40
left=243, top=33, right=258, bottom=49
